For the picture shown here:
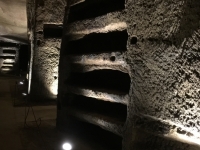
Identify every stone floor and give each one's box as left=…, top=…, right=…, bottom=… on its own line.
left=0, top=75, right=67, bottom=150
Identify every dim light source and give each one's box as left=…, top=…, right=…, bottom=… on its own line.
left=22, top=93, right=27, bottom=96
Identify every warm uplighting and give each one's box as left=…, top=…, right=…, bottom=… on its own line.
left=165, top=125, right=200, bottom=147
left=62, top=143, right=72, bottom=150
left=50, top=80, right=58, bottom=95
left=49, top=72, right=58, bottom=95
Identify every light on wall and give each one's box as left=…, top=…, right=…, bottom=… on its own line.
left=50, top=79, right=58, bottom=95
left=167, top=130, right=200, bottom=147
left=48, top=71, right=58, bottom=95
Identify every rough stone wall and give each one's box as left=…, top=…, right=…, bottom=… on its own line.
left=31, top=0, right=66, bottom=100
left=58, top=0, right=200, bottom=149
left=32, top=39, right=60, bottom=99
left=124, top=0, right=200, bottom=149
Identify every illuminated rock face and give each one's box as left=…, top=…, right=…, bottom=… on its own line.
left=31, top=39, right=61, bottom=99
left=124, top=0, right=200, bottom=149
left=57, top=0, right=200, bottom=149
left=29, top=0, right=66, bottom=100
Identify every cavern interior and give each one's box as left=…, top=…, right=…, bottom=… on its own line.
left=1, top=0, right=200, bottom=150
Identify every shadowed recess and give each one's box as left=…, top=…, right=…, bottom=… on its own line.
left=0, top=42, right=19, bottom=47
left=67, top=30, right=128, bottom=54
left=3, top=50, right=16, bottom=54
left=64, top=117, right=122, bottom=150
left=0, top=56, right=15, bottom=59
left=66, top=69, right=130, bottom=94
left=68, top=0, right=125, bottom=23
left=130, top=36, right=137, bottom=45
left=62, top=94, right=127, bottom=123
left=63, top=94, right=127, bottom=122
left=43, top=24, right=63, bottom=38
left=3, top=62, right=14, bottom=65
left=19, top=44, right=29, bottom=71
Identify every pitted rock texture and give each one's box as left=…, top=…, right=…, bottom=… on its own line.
left=123, top=128, right=200, bottom=150
left=32, top=39, right=60, bottom=99
left=58, top=0, right=200, bottom=149
left=31, top=0, right=66, bottom=100
left=35, top=0, right=66, bottom=31
left=124, top=0, right=200, bottom=149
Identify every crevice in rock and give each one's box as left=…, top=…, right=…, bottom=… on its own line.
left=66, top=69, right=130, bottom=94
left=0, top=56, right=15, bottom=59
left=43, top=24, right=63, bottom=38
left=66, top=30, right=128, bottom=54
left=64, top=94, right=127, bottom=122
left=3, top=50, right=16, bottom=54
left=68, top=0, right=125, bottom=23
